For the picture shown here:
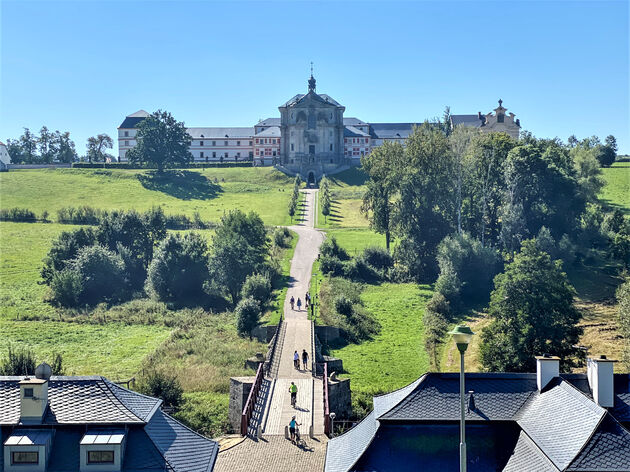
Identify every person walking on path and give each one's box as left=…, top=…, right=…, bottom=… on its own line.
left=290, top=296, right=295, bottom=310
left=293, top=351, right=300, bottom=370
left=289, top=416, right=301, bottom=443
left=305, top=292, right=310, bottom=308
left=297, top=298, right=302, bottom=311
left=302, top=349, right=309, bottom=370
left=289, top=382, right=298, bottom=407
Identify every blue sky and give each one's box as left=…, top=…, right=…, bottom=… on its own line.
left=1, top=0, right=628, bottom=154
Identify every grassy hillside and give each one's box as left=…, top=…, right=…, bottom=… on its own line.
left=329, top=283, right=432, bottom=416
left=0, top=167, right=294, bottom=225
left=317, top=168, right=369, bottom=229
left=600, top=161, right=630, bottom=214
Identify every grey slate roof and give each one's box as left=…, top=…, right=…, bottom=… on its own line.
left=451, top=114, right=485, bottom=127
left=613, top=374, right=630, bottom=422
left=379, top=373, right=537, bottom=421
left=0, top=376, right=159, bottom=425
left=344, top=126, right=370, bottom=138
left=256, top=117, right=281, bottom=127
left=280, top=92, right=342, bottom=108
left=343, top=117, right=368, bottom=127
left=255, top=126, right=281, bottom=137
left=0, top=376, right=217, bottom=472
left=325, top=377, right=425, bottom=472
left=368, top=123, right=424, bottom=139
left=517, top=379, right=606, bottom=471
left=145, top=409, right=218, bottom=472
left=187, top=127, right=254, bottom=139
left=567, top=414, right=630, bottom=471
left=503, top=431, right=560, bottom=472
left=119, top=110, right=150, bottom=128
left=324, top=410, right=379, bottom=472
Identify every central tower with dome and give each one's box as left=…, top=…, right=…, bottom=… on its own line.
left=278, top=73, right=347, bottom=183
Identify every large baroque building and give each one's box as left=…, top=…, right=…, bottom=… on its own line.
left=118, top=75, right=520, bottom=181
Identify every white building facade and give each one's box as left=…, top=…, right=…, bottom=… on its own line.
left=117, top=77, right=521, bottom=177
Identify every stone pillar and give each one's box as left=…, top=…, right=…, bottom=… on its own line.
left=228, top=376, right=255, bottom=433
left=328, top=377, right=352, bottom=419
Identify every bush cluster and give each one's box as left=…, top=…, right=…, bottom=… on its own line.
left=319, top=238, right=394, bottom=283
left=138, top=370, right=183, bottom=407
left=318, top=277, right=379, bottom=343
left=0, top=346, right=64, bottom=375
left=0, top=207, right=38, bottom=222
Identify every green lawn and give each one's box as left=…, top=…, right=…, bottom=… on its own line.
left=0, top=167, right=295, bottom=225
left=326, top=228, right=388, bottom=255
left=329, top=283, right=433, bottom=413
left=600, top=161, right=630, bottom=214
left=0, top=318, right=170, bottom=379
left=264, top=230, right=298, bottom=325
left=317, top=168, right=369, bottom=229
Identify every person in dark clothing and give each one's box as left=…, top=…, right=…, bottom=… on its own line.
left=302, top=349, right=309, bottom=370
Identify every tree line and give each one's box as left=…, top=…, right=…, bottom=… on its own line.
left=360, top=124, right=625, bottom=372
left=7, top=127, right=116, bottom=164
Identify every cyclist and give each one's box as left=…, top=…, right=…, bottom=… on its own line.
left=289, top=382, right=298, bottom=407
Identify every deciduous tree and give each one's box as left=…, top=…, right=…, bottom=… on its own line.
left=86, top=134, right=113, bottom=163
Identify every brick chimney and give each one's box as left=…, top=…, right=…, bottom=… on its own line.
left=587, top=356, right=616, bottom=408
left=536, top=354, right=560, bottom=392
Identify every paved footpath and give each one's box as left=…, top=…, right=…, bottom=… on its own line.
left=215, top=189, right=327, bottom=472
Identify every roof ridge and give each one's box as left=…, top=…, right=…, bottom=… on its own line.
left=519, top=429, right=561, bottom=471
left=99, top=377, right=145, bottom=423
left=565, top=411, right=609, bottom=471
left=104, top=378, right=162, bottom=422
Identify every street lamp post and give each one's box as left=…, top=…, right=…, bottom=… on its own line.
left=449, top=325, right=474, bottom=472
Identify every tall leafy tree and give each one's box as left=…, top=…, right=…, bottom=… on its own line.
left=86, top=134, right=114, bottom=163
left=393, top=123, right=454, bottom=280
left=480, top=240, right=582, bottom=372
left=361, top=141, right=403, bottom=250
left=126, top=110, right=192, bottom=172
left=55, top=131, right=78, bottom=163
left=19, top=128, right=39, bottom=163
left=38, top=126, right=57, bottom=163
left=571, top=145, right=604, bottom=202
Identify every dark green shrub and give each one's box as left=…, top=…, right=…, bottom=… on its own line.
left=0, top=345, right=36, bottom=375
left=50, top=269, right=83, bottom=307
left=146, top=233, right=210, bottom=302
left=240, top=274, right=272, bottom=306
left=273, top=227, right=291, bottom=248
left=236, top=297, right=261, bottom=338
left=72, top=245, right=126, bottom=305
left=138, top=371, right=183, bottom=407
left=424, top=292, right=450, bottom=369
left=320, top=255, right=345, bottom=277
left=344, top=256, right=380, bottom=283
left=57, top=206, right=104, bottom=225
left=320, top=236, right=350, bottom=261
left=41, top=227, right=97, bottom=283
left=361, top=246, right=393, bottom=271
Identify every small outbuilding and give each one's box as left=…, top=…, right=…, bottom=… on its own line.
left=0, top=141, right=11, bottom=171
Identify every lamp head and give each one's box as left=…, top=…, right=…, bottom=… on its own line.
left=449, top=325, right=474, bottom=353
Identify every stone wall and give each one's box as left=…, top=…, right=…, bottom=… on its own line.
left=228, top=376, right=255, bottom=433
left=250, top=325, right=278, bottom=343
left=329, top=377, right=352, bottom=419
left=323, top=355, right=343, bottom=373
left=315, top=326, right=343, bottom=345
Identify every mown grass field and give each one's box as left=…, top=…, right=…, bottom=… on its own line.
left=0, top=167, right=295, bottom=225
left=600, top=161, right=630, bottom=214
left=329, top=283, right=433, bottom=414
left=317, top=168, right=369, bottom=229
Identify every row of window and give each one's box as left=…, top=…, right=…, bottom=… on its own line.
left=196, top=140, right=252, bottom=147
left=255, top=138, right=278, bottom=144
left=345, top=138, right=369, bottom=144
left=11, top=450, right=113, bottom=465
left=256, top=149, right=277, bottom=156
left=199, top=151, right=252, bottom=159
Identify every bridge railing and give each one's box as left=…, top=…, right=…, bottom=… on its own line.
left=323, top=362, right=331, bottom=436
left=264, top=319, right=283, bottom=376
left=240, top=363, right=264, bottom=436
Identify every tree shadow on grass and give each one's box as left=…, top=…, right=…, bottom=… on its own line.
left=137, top=170, right=223, bottom=200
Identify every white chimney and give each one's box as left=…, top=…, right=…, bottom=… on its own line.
left=536, top=355, right=560, bottom=392
left=19, top=378, right=48, bottom=423
left=587, top=356, right=616, bottom=408
left=19, top=363, right=52, bottom=423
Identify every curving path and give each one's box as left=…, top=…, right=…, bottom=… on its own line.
left=215, top=189, right=327, bottom=472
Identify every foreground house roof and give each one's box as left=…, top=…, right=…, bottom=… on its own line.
left=0, top=375, right=218, bottom=472
left=325, top=372, right=630, bottom=472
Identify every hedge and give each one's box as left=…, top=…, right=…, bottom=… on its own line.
left=72, top=162, right=254, bottom=170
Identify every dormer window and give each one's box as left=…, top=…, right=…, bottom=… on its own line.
left=497, top=114, right=504, bottom=123
left=88, top=450, right=114, bottom=464
left=12, top=451, right=39, bottom=464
